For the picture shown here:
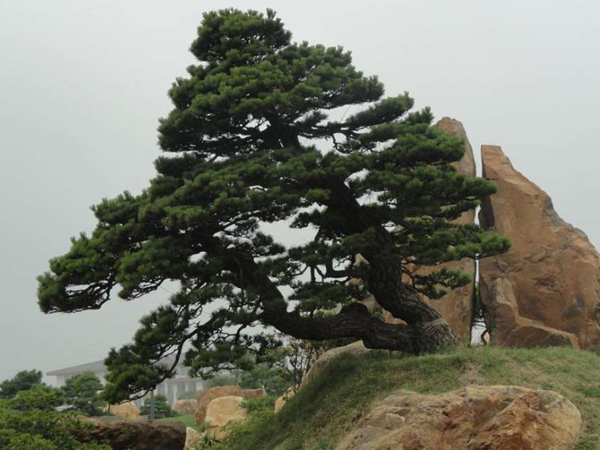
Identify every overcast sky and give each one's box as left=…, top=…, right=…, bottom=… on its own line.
left=1, top=0, right=599, bottom=383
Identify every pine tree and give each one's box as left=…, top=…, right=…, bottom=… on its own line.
left=139, top=395, right=176, bottom=419
left=61, top=373, right=104, bottom=417
left=37, top=9, right=509, bottom=403
left=0, top=370, right=45, bottom=399
left=0, top=389, right=109, bottom=450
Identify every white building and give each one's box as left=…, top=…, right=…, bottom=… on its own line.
left=47, top=357, right=205, bottom=406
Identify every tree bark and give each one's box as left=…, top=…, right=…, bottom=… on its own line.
left=366, top=253, right=458, bottom=353
left=199, top=177, right=458, bottom=354
left=235, top=250, right=416, bottom=351
left=325, top=180, right=459, bottom=352
left=262, top=303, right=415, bottom=352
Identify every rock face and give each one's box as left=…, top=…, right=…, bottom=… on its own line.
left=172, top=399, right=197, bottom=416
left=274, top=387, right=295, bottom=413
left=71, top=418, right=186, bottom=450
left=336, top=385, right=582, bottom=450
left=106, top=401, right=140, bottom=420
left=195, top=385, right=265, bottom=425
left=184, top=427, right=203, bottom=450
left=300, top=341, right=368, bottom=389
left=435, top=117, right=477, bottom=179
left=479, top=145, right=600, bottom=350
left=204, top=395, right=246, bottom=439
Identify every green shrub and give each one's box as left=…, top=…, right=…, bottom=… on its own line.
left=0, top=389, right=110, bottom=449
left=206, top=374, right=240, bottom=389
left=140, top=394, right=178, bottom=419
left=0, top=369, right=46, bottom=399
left=62, top=373, right=104, bottom=417
left=242, top=396, right=276, bottom=414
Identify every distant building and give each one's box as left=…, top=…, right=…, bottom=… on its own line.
left=47, top=357, right=205, bottom=406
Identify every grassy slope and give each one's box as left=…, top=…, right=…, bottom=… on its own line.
left=223, top=346, right=600, bottom=450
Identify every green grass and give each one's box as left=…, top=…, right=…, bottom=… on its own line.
left=220, top=345, right=600, bottom=450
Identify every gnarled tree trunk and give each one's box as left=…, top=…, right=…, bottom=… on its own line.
left=229, top=234, right=457, bottom=355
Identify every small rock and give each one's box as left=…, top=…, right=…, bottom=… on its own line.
left=300, top=341, right=368, bottom=389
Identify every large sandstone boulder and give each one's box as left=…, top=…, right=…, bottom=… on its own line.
left=106, top=401, right=139, bottom=420
left=336, top=385, right=582, bottom=450
left=204, top=395, right=246, bottom=439
left=71, top=417, right=186, bottom=450
left=479, top=145, right=600, bottom=350
left=300, top=341, right=368, bottom=389
left=195, top=385, right=265, bottom=424
left=173, top=399, right=197, bottom=415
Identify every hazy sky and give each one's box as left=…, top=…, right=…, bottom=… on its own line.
left=1, top=0, right=599, bottom=383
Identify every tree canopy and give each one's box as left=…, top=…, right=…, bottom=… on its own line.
left=37, top=8, right=509, bottom=403
left=62, top=373, right=104, bottom=417
left=0, top=370, right=45, bottom=399
left=0, top=389, right=109, bottom=450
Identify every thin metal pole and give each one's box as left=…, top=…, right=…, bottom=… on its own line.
left=150, top=390, right=156, bottom=420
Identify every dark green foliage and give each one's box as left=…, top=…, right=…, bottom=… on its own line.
left=206, top=373, right=239, bottom=388
left=242, top=396, right=276, bottom=414
left=4, top=385, right=64, bottom=412
left=0, top=369, right=45, bottom=399
left=140, top=394, right=177, bottom=419
left=37, top=8, right=509, bottom=403
left=206, top=365, right=289, bottom=397
left=194, top=433, right=224, bottom=450
left=273, top=337, right=350, bottom=392
left=206, top=336, right=340, bottom=396
left=0, top=389, right=110, bottom=450
left=62, top=373, right=104, bottom=417
left=239, top=365, right=289, bottom=397
left=196, top=397, right=277, bottom=450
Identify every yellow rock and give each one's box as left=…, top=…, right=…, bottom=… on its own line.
left=204, top=395, right=246, bottom=440
left=274, top=387, right=295, bottom=413
left=336, top=385, right=582, bottom=450
left=480, top=145, right=600, bottom=350
left=106, top=401, right=139, bottom=420
left=195, top=385, right=264, bottom=424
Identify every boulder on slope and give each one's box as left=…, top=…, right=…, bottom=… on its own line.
left=336, top=385, right=582, bottom=450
